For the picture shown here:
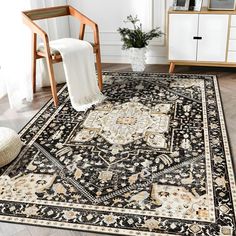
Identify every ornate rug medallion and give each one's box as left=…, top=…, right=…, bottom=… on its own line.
left=73, top=101, right=170, bottom=147
left=0, top=72, right=235, bottom=236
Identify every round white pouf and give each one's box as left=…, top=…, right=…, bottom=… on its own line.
left=0, top=127, right=22, bottom=167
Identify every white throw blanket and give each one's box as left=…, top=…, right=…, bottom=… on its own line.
left=47, top=38, right=105, bottom=111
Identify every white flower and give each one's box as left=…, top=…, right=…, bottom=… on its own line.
left=23, top=205, right=39, bottom=217
left=63, top=210, right=77, bottom=220
left=102, top=214, right=118, bottom=225
left=142, top=218, right=160, bottom=231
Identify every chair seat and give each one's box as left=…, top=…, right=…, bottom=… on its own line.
left=37, top=41, right=95, bottom=56
left=38, top=45, right=60, bottom=56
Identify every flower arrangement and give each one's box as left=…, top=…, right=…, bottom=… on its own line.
left=117, top=15, right=163, bottom=50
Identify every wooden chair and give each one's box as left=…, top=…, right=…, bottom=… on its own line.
left=22, top=5, right=103, bottom=107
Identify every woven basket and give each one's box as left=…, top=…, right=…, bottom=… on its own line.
left=0, top=127, right=22, bottom=167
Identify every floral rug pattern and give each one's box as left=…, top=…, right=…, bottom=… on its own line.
left=0, top=72, right=235, bottom=236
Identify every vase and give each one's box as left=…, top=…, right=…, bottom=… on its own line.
left=128, top=47, right=147, bottom=72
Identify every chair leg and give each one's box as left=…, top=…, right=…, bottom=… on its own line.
left=32, top=33, right=37, bottom=93
left=45, top=56, right=58, bottom=107
left=96, top=49, right=103, bottom=91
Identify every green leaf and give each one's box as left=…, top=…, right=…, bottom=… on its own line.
left=117, top=15, right=164, bottom=49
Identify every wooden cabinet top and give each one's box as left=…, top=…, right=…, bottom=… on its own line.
left=169, top=7, right=236, bottom=15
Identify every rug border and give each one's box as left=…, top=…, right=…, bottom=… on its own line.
left=213, top=75, right=236, bottom=175
left=0, top=72, right=235, bottom=236
left=212, top=75, right=236, bottom=215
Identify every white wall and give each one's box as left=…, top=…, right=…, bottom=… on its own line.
left=68, top=0, right=208, bottom=64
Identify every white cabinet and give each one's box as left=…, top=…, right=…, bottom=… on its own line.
left=197, top=15, right=228, bottom=62
left=168, top=8, right=236, bottom=72
left=169, top=14, right=198, bottom=61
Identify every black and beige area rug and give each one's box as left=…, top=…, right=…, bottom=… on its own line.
left=0, top=72, right=235, bottom=236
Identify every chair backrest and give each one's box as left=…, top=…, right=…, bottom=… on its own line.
left=22, top=5, right=99, bottom=44
left=23, top=5, right=70, bottom=21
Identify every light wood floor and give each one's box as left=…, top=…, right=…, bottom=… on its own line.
left=0, top=64, right=235, bottom=236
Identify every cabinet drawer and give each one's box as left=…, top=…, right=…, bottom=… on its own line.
left=228, top=40, right=236, bottom=51
left=227, top=51, right=236, bottom=62
left=230, top=27, right=236, bottom=39
left=231, top=15, right=236, bottom=26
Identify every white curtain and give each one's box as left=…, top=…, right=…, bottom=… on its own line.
left=0, top=0, right=70, bottom=110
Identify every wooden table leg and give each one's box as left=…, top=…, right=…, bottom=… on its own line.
left=169, top=62, right=175, bottom=73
